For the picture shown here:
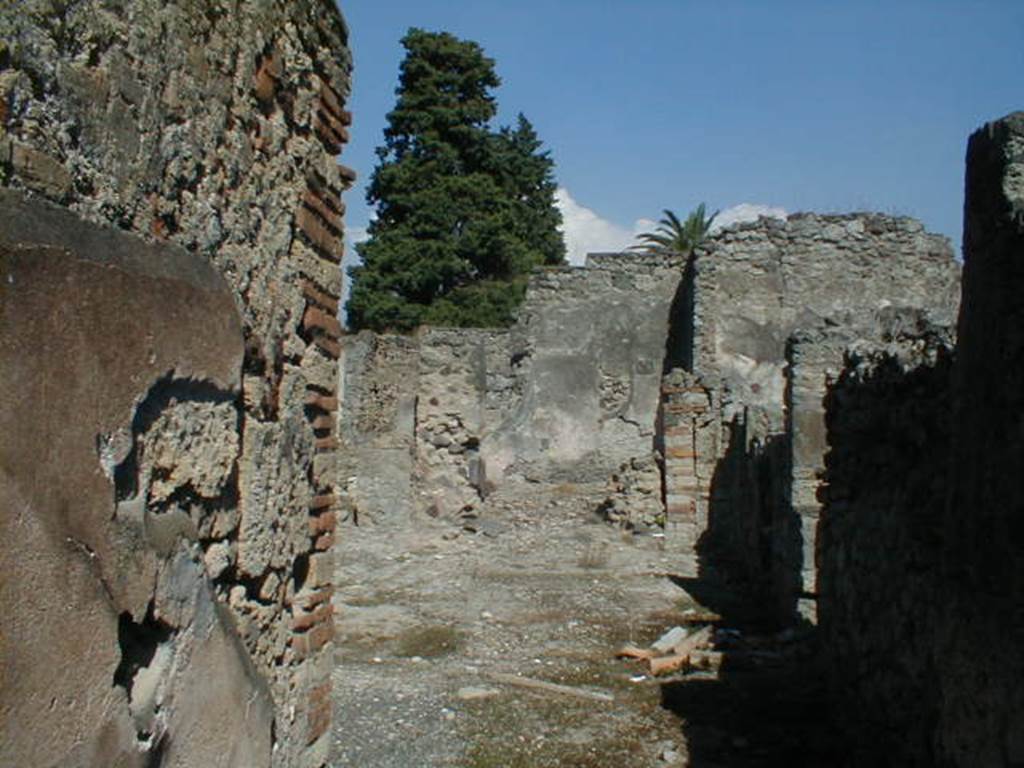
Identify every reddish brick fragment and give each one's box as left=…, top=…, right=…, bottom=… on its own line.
left=309, top=493, right=336, bottom=512
left=309, top=511, right=337, bottom=536
left=303, top=305, right=342, bottom=339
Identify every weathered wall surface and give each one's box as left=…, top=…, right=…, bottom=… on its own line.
left=0, top=2, right=351, bottom=765
left=816, top=112, right=1024, bottom=766
left=338, top=254, right=684, bottom=524
left=338, top=332, right=420, bottom=524
left=815, top=317, right=954, bottom=766
left=936, top=111, right=1024, bottom=767
left=677, top=214, right=960, bottom=619
left=414, top=328, right=508, bottom=518
left=938, top=111, right=1024, bottom=765
left=0, top=190, right=273, bottom=767
left=485, top=254, right=682, bottom=485
left=690, top=214, right=960, bottom=408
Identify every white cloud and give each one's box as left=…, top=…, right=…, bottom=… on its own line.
left=711, top=203, right=787, bottom=232
left=556, top=190, right=788, bottom=266
left=347, top=225, right=370, bottom=245
left=556, top=187, right=647, bottom=265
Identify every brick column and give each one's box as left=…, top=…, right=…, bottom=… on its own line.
left=287, top=73, right=352, bottom=767
left=659, top=372, right=715, bottom=555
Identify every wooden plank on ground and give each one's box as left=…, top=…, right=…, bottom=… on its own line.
left=485, top=672, right=615, bottom=703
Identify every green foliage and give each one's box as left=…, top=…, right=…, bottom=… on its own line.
left=347, top=28, right=565, bottom=332
left=632, top=203, right=719, bottom=258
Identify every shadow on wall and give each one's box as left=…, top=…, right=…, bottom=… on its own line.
left=816, top=345, right=953, bottom=766
left=657, top=256, right=804, bottom=627
left=656, top=351, right=955, bottom=767
left=653, top=265, right=851, bottom=765
left=694, top=415, right=797, bottom=624
left=662, top=257, right=696, bottom=374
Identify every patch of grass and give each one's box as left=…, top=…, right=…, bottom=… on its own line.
left=551, top=482, right=582, bottom=496
left=463, top=694, right=654, bottom=767
left=393, top=624, right=462, bottom=657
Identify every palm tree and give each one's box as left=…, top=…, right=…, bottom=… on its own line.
left=631, top=203, right=719, bottom=257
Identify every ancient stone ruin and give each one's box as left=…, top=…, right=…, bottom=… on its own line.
left=1, top=0, right=1022, bottom=765
left=340, top=213, right=960, bottom=623
left=1, top=2, right=351, bottom=765
left=816, top=112, right=1024, bottom=766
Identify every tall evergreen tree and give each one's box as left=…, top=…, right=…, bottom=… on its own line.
left=347, top=29, right=565, bottom=332
left=486, top=114, right=566, bottom=268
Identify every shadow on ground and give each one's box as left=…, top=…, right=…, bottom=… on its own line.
left=659, top=571, right=852, bottom=767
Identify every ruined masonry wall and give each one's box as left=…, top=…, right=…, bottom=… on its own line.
left=817, top=112, right=1024, bottom=766
left=659, top=369, right=716, bottom=556
left=816, top=321, right=954, bottom=766
left=0, top=2, right=352, bottom=765
left=680, top=214, right=960, bottom=615
left=338, top=253, right=684, bottom=524
left=935, top=109, right=1024, bottom=768
left=485, top=253, right=682, bottom=486
left=338, top=332, right=420, bottom=524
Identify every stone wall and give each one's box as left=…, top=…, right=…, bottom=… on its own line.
left=338, top=253, right=684, bottom=524
left=937, top=110, right=1024, bottom=766
left=0, top=2, right=351, bottom=765
left=339, top=216, right=962, bottom=610
left=815, top=316, right=954, bottom=765
left=816, top=112, right=1024, bottom=766
left=338, top=332, right=420, bottom=524
left=0, top=190, right=274, bottom=767
left=485, top=253, right=682, bottom=485
left=415, top=328, right=508, bottom=518
left=677, top=213, right=960, bottom=619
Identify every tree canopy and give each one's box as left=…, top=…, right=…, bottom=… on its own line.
left=347, top=28, right=565, bottom=332
left=632, top=204, right=719, bottom=258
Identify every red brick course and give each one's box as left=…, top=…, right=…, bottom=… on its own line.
left=309, top=511, right=337, bottom=536
left=303, top=304, right=343, bottom=339
left=296, top=206, right=343, bottom=264
left=304, top=392, right=339, bottom=412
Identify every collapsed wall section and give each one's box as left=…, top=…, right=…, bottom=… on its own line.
left=0, top=2, right=352, bottom=765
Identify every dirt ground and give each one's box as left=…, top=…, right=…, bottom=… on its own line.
left=329, top=481, right=848, bottom=767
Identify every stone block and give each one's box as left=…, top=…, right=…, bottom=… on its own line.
left=306, top=552, right=334, bottom=589
left=293, top=604, right=333, bottom=632
left=6, top=140, right=72, bottom=198
left=305, top=391, right=339, bottom=413
left=302, top=279, right=341, bottom=315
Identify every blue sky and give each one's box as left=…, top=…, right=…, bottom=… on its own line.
left=338, top=1, right=1023, bottom=263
